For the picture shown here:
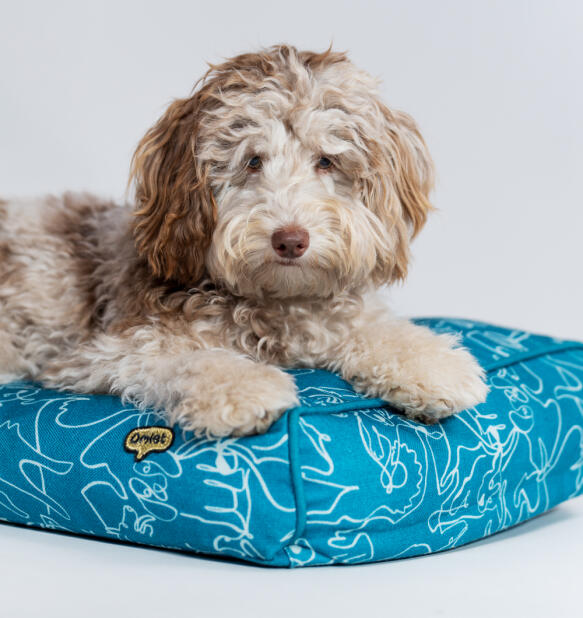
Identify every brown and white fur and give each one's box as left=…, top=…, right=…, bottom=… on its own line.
left=0, top=45, right=488, bottom=437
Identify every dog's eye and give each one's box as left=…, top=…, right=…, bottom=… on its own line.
left=247, top=155, right=262, bottom=171
left=316, top=156, right=333, bottom=170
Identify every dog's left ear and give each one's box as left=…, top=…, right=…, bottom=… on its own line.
left=129, top=94, right=216, bottom=285
left=362, top=106, right=435, bottom=283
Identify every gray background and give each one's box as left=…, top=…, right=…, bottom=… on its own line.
left=0, top=2, right=582, bottom=617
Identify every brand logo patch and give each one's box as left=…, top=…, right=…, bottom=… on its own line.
left=124, top=426, right=174, bottom=461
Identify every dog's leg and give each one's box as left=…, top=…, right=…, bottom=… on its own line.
left=329, top=315, right=488, bottom=422
left=40, top=330, right=298, bottom=437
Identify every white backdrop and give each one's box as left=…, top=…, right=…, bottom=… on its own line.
left=1, top=3, right=583, bottom=617
left=1, top=0, right=581, bottom=338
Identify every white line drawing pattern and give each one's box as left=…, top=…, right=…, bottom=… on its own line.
left=1, top=318, right=582, bottom=567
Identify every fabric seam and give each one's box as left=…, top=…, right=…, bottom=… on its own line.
left=287, top=408, right=305, bottom=544
left=481, top=343, right=583, bottom=372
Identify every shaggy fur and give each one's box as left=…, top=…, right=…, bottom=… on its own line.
left=0, top=45, right=488, bottom=437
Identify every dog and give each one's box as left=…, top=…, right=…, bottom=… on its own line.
left=0, top=45, right=488, bottom=437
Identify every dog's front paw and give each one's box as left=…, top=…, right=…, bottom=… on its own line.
left=353, top=340, right=489, bottom=424
left=170, top=364, right=299, bottom=438
left=388, top=345, right=488, bottom=423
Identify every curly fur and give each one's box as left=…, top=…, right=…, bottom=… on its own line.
left=0, top=45, right=488, bottom=436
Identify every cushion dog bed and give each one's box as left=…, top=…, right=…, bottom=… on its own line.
left=1, top=317, right=582, bottom=567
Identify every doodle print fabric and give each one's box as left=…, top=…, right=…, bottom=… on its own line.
left=1, top=318, right=582, bottom=567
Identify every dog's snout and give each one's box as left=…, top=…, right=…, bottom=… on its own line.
left=271, top=227, right=310, bottom=259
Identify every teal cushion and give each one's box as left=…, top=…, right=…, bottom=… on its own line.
left=1, top=318, right=582, bottom=567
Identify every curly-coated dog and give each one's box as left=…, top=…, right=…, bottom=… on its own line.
left=0, top=45, right=488, bottom=437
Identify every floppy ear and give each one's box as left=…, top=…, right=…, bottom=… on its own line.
left=129, top=94, right=216, bottom=284
left=363, top=106, right=435, bottom=283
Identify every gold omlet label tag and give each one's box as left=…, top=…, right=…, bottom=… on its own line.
left=124, top=426, right=175, bottom=461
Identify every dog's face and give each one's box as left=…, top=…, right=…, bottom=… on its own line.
left=130, top=46, right=434, bottom=299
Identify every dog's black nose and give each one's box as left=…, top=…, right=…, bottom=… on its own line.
left=271, top=227, right=310, bottom=259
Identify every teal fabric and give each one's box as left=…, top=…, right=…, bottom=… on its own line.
left=1, top=318, right=582, bottom=567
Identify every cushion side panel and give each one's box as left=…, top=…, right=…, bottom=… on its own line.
left=294, top=349, right=583, bottom=566
left=0, top=384, right=296, bottom=566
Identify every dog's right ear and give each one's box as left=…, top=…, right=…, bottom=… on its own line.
left=129, top=94, right=216, bottom=285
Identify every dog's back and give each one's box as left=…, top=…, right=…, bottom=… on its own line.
left=0, top=194, right=126, bottom=380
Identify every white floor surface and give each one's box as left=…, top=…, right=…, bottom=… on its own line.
left=1, top=495, right=581, bottom=618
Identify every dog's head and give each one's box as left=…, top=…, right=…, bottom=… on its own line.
left=130, top=45, right=434, bottom=299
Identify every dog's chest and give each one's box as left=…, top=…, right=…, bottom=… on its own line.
left=222, top=301, right=354, bottom=366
